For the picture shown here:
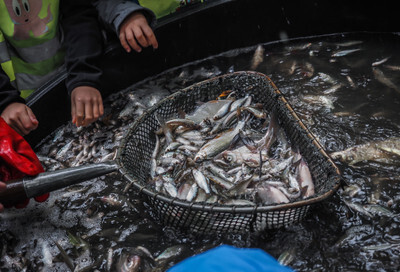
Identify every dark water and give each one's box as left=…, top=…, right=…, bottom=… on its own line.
left=1, top=32, right=400, bottom=271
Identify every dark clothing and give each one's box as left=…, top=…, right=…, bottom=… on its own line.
left=60, top=0, right=103, bottom=95
left=0, top=69, right=25, bottom=114
left=0, top=0, right=103, bottom=113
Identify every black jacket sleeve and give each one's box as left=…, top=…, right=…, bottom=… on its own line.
left=0, top=68, right=25, bottom=114
left=60, top=0, right=104, bottom=95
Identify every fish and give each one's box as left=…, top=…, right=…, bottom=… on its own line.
left=256, top=111, right=279, bottom=152
left=150, top=134, right=161, bottom=178
left=330, top=137, right=400, bottom=165
left=186, top=183, right=199, bottom=201
left=107, top=247, right=114, bottom=272
left=155, top=245, right=187, bottom=263
left=150, top=94, right=314, bottom=204
left=256, top=182, right=290, bottom=204
left=194, top=118, right=247, bottom=162
left=54, top=240, right=75, bottom=271
left=362, top=204, right=395, bottom=217
left=372, top=67, right=400, bottom=94
left=116, top=253, right=141, bottom=272
left=278, top=248, right=296, bottom=266
left=218, top=145, right=267, bottom=168
left=250, top=45, right=265, bottom=70
left=186, top=100, right=231, bottom=123
left=101, top=193, right=136, bottom=210
left=297, top=158, right=315, bottom=198
left=342, top=199, right=373, bottom=218
left=192, top=168, right=211, bottom=194
left=372, top=57, right=390, bottom=67
left=334, top=40, right=363, bottom=47
left=362, top=243, right=398, bottom=251
left=383, top=64, right=400, bottom=71
left=301, top=95, right=337, bottom=110
left=331, top=48, right=361, bottom=57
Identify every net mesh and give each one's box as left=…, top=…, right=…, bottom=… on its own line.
left=117, top=71, right=341, bottom=234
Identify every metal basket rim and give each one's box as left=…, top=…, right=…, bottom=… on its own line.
left=116, top=71, right=342, bottom=213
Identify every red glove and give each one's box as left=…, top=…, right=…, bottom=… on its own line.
left=0, top=117, right=48, bottom=209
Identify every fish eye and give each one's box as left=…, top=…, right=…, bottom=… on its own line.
left=224, top=153, right=234, bottom=162
left=347, top=155, right=354, bottom=162
left=12, top=0, right=21, bottom=16
left=22, top=0, right=30, bottom=12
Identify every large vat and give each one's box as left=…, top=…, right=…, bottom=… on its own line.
left=25, top=0, right=398, bottom=146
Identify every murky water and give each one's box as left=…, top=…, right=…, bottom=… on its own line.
left=1, top=32, right=400, bottom=271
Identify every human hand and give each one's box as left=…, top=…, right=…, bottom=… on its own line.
left=0, top=181, right=6, bottom=212
left=1, top=103, right=39, bottom=136
left=71, top=86, right=104, bottom=127
left=119, top=11, right=158, bottom=53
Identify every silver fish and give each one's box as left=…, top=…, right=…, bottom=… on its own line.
left=383, top=64, right=400, bottom=71
left=331, top=48, right=361, bottom=57
left=372, top=67, right=400, bottom=94
left=192, top=168, right=211, bottom=194
left=213, top=99, right=234, bottom=120
left=250, top=45, right=264, bottom=70
left=116, top=253, right=141, bottom=272
left=222, top=199, right=256, bottom=206
left=297, top=158, right=315, bottom=198
left=372, top=57, right=390, bottom=67
left=362, top=204, right=394, bottom=217
left=194, top=119, right=247, bottom=162
left=330, top=137, right=400, bottom=165
left=256, top=183, right=290, bottom=204
left=186, top=100, right=231, bottom=123
left=186, top=183, right=199, bottom=201
left=155, top=245, right=187, bottom=262
left=343, top=199, right=373, bottom=218
left=54, top=241, right=75, bottom=271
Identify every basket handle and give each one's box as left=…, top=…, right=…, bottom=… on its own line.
left=0, top=161, right=119, bottom=207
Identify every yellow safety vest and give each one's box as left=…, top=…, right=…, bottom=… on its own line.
left=0, top=0, right=64, bottom=98
left=138, top=0, right=204, bottom=19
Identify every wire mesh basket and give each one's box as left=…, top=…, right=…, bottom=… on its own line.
left=116, top=71, right=341, bottom=234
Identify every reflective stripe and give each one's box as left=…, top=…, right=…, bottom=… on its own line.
left=0, top=41, right=10, bottom=62
left=7, top=32, right=62, bottom=63
left=11, top=50, right=64, bottom=76
left=14, top=63, right=65, bottom=91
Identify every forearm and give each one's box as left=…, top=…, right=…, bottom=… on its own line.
left=60, top=0, right=103, bottom=95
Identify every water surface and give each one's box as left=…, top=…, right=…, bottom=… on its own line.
left=1, top=32, right=400, bottom=271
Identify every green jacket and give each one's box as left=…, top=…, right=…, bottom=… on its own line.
left=0, top=0, right=64, bottom=98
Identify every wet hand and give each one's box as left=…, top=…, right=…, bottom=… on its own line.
left=71, top=86, right=104, bottom=127
left=1, top=103, right=39, bottom=136
left=119, top=11, right=158, bottom=53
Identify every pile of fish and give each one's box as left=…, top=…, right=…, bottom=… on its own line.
left=148, top=91, right=315, bottom=206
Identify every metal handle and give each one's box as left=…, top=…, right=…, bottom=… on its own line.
left=0, top=161, right=119, bottom=206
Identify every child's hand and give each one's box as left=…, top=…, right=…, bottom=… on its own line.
left=119, top=11, right=158, bottom=53
left=71, top=86, right=104, bottom=127
left=1, top=103, right=39, bottom=136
